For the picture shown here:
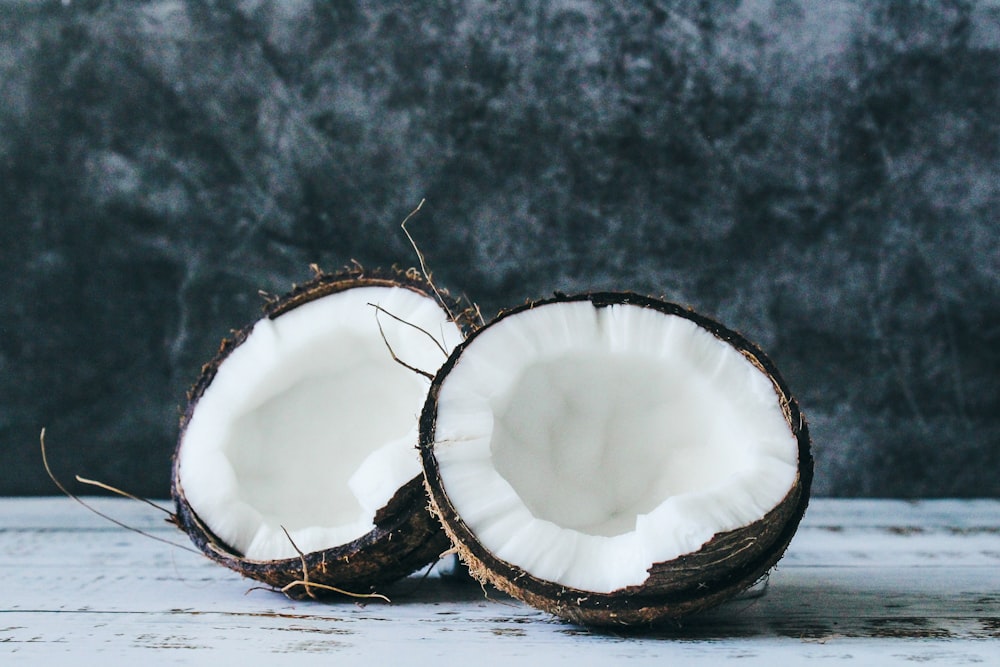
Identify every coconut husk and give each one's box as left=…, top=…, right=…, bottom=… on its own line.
left=172, top=265, right=476, bottom=597
left=419, top=291, right=813, bottom=625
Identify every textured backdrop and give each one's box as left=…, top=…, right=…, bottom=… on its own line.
left=2, top=0, right=998, bottom=497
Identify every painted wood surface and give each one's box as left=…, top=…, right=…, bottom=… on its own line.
left=2, top=498, right=998, bottom=665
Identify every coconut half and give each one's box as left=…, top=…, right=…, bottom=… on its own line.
left=419, top=292, right=812, bottom=625
left=172, top=267, right=473, bottom=596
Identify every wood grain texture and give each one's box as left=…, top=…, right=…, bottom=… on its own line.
left=2, top=498, right=998, bottom=664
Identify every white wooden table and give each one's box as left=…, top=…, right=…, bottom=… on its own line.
left=2, top=498, right=998, bottom=665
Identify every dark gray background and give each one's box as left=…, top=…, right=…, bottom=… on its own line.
left=2, top=1, right=998, bottom=498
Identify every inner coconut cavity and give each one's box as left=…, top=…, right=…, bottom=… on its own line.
left=178, top=285, right=462, bottom=561
left=431, top=300, right=799, bottom=593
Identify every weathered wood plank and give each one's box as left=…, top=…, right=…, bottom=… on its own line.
left=1, top=498, right=998, bottom=664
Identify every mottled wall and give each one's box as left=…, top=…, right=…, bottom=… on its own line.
left=2, top=0, right=998, bottom=497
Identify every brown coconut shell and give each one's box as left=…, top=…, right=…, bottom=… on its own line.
left=418, top=291, right=813, bottom=625
left=172, top=265, right=478, bottom=598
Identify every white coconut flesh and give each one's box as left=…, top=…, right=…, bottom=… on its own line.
left=177, top=285, right=463, bottom=561
left=431, top=301, right=800, bottom=594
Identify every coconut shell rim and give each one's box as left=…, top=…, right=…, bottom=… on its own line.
left=418, top=290, right=813, bottom=624
left=171, top=472, right=449, bottom=594
left=183, top=265, right=478, bottom=408
left=171, top=266, right=469, bottom=592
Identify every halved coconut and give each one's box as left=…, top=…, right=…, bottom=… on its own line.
left=419, top=292, right=812, bottom=625
left=172, top=267, right=474, bottom=597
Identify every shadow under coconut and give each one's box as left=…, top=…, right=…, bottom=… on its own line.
left=375, top=572, right=509, bottom=606
left=559, top=579, right=1000, bottom=641
left=256, top=560, right=998, bottom=642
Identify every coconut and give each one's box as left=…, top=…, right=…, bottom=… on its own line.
left=172, top=266, right=475, bottom=598
left=419, top=292, right=812, bottom=625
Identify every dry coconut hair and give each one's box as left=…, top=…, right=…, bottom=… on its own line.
left=40, top=257, right=477, bottom=601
